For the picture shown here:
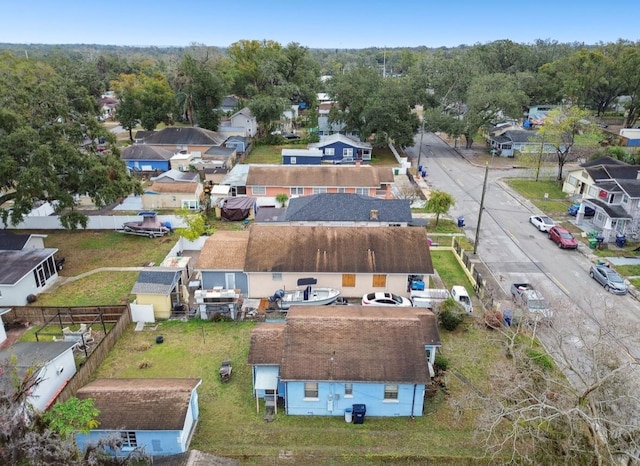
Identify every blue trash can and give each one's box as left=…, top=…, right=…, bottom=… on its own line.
left=352, top=404, right=366, bottom=424
left=616, top=233, right=627, bottom=248
left=457, top=216, right=465, bottom=228
left=503, top=310, right=513, bottom=327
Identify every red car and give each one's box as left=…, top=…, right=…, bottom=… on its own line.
left=548, top=226, right=578, bottom=249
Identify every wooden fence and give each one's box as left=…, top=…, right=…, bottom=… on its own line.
left=5, top=305, right=132, bottom=404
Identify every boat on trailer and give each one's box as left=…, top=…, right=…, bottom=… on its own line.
left=122, top=212, right=171, bottom=238
left=268, top=278, right=341, bottom=311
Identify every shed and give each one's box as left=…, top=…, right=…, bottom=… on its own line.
left=220, top=197, right=256, bottom=221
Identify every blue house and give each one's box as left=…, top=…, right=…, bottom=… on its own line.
left=120, top=145, right=174, bottom=172
left=75, top=378, right=202, bottom=458
left=281, top=148, right=324, bottom=165
left=308, top=134, right=372, bottom=163
left=248, top=306, right=440, bottom=418
left=195, top=230, right=249, bottom=293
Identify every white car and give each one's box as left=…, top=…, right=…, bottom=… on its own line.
left=361, top=292, right=413, bottom=307
left=529, top=215, right=556, bottom=232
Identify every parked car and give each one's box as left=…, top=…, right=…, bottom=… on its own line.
left=589, top=263, right=628, bottom=294
left=568, top=203, right=595, bottom=217
left=283, top=133, right=301, bottom=140
left=529, top=215, right=556, bottom=232
left=361, top=292, right=412, bottom=307
left=548, top=226, right=579, bottom=249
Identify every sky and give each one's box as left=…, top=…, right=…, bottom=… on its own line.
left=0, top=0, right=638, bottom=49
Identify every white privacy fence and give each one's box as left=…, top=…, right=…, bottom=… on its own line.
left=5, top=214, right=187, bottom=231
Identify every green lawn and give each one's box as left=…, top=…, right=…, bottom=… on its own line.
left=94, top=314, right=497, bottom=464
left=246, top=143, right=399, bottom=166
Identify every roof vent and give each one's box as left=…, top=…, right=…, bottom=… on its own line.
left=370, top=209, right=378, bottom=220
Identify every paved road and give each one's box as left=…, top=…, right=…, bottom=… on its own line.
left=406, top=132, right=640, bottom=372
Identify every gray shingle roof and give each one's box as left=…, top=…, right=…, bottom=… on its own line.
left=142, top=127, right=225, bottom=146
left=284, top=193, right=412, bottom=222
left=0, top=230, right=30, bottom=250
left=120, top=145, right=175, bottom=161
left=132, top=269, right=181, bottom=295
left=0, top=248, right=58, bottom=285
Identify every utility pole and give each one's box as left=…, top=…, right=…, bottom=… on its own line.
left=417, top=119, right=425, bottom=173
left=474, top=162, right=489, bottom=255
left=536, top=136, right=545, bottom=182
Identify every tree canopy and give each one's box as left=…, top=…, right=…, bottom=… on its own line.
left=0, top=53, right=141, bottom=229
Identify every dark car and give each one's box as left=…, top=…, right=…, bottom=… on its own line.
left=589, top=264, right=628, bottom=294
left=283, top=133, right=301, bottom=140
left=548, top=226, right=578, bottom=249
left=568, top=203, right=595, bottom=217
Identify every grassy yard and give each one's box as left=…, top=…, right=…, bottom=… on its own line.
left=94, top=314, right=498, bottom=464
left=246, top=143, right=399, bottom=166
left=80, top=247, right=498, bottom=464
left=505, top=178, right=573, bottom=216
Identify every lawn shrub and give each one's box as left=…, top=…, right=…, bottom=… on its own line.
left=438, top=298, right=465, bottom=331
left=434, top=353, right=450, bottom=373
left=525, top=348, right=554, bottom=370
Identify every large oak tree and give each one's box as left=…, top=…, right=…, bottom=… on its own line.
left=0, top=53, right=141, bottom=229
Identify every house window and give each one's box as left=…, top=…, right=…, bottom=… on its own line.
left=312, top=187, right=327, bottom=194
left=384, top=384, right=399, bottom=401
left=290, top=187, right=304, bottom=196
left=336, top=187, right=346, bottom=193
left=372, top=275, right=386, bottom=287
left=290, top=157, right=297, bottom=165
left=345, top=383, right=353, bottom=398
left=181, top=200, right=199, bottom=210
left=272, top=273, right=282, bottom=281
left=355, top=188, right=368, bottom=195
left=304, top=382, right=319, bottom=399
left=33, top=257, right=56, bottom=288
left=120, top=431, right=137, bottom=450
left=342, top=274, right=356, bottom=287
left=151, top=439, right=163, bottom=452
left=622, top=194, right=629, bottom=205
left=588, top=186, right=599, bottom=197
left=325, top=148, right=335, bottom=156
left=252, top=186, right=266, bottom=195
left=343, top=148, right=353, bottom=158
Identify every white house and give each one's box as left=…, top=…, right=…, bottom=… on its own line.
left=0, top=341, right=77, bottom=412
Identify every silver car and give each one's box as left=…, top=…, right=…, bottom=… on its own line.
left=529, top=215, right=555, bottom=232
left=589, top=264, right=628, bottom=294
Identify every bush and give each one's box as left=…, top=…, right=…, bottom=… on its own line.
left=438, top=298, right=465, bottom=331
left=434, top=353, right=450, bottom=373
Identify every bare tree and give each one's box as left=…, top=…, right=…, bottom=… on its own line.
left=474, top=303, right=640, bottom=465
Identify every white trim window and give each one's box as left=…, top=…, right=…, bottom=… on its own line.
left=252, top=186, right=266, bottom=195
left=336, top=187, right=346, bottom=193
left=383, top=384, right=399, bottom=401
left=343, top=148, right=354, bottom=158
left=290, top=187, right=304, bottom=196
left=344, top=383, right=353, bottom=398
left=272, top=272, right=282, bottom=281
left=312, top=187, right=327, bottom=194
left=290, top=157, right=297, bottom=165
left=181, top=200, right=199, bottom=210
left=355, top=187, right=368, bottom=195
left=304, top=382, right=319, bottom=399
left=325, top=148, right=335, bottom=156
left=120, top=431, right=138, bottom=450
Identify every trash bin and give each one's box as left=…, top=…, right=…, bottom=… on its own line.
left=596, top=236, right=605, bottom=249
left=344, top=408, right=353, bottom=423
left=421, top=169, right=427, bottom=178
left=352, top=404, right=366, bottom=424
left=589, top=238, right=598, bottom=249
left=503, top=309, right=513, bottom=327
left=457, top=216, right=465, bottom=228
left=616, top=233, right=627, bottom=248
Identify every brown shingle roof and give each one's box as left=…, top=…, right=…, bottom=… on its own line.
left=245, top=165, right=392, bottom=188
left=278, top=306, right=435, bottom=383
left=247, top=323, right=285, bottom=364
left=147, top=181, right=199, bottom=194
left=244, top=225, right=433, bottom=274
left=76, top=378, right=201, bottom=430
left=195, top=230, right=250, bottom=270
